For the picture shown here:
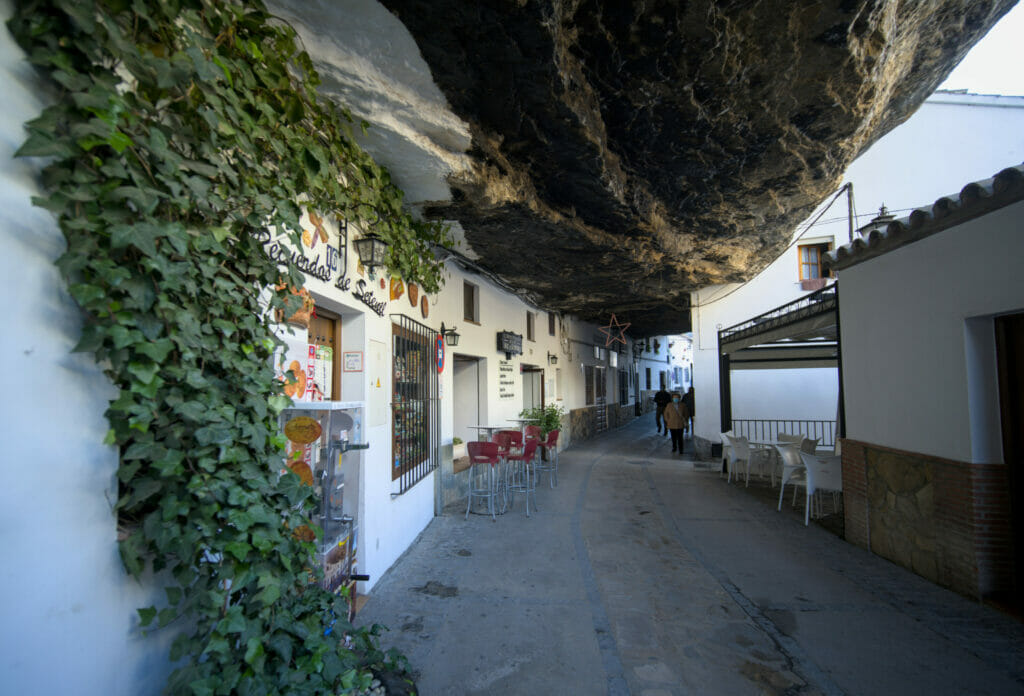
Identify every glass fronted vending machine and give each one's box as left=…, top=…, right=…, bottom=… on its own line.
left=279, top=401, right=367, bottom=620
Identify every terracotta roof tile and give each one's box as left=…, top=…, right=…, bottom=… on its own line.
left=826, top=163, right=1024, bottom=271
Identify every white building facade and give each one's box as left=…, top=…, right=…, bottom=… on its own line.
left=0, top=20, right=651, bottom=696
left=690, top=91, right=1024, bottom=457
left=829, top=165, right=1024, bottom=609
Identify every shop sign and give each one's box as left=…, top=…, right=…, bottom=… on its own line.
left=436, top=334, right=445, bottom=373
left=335, top=276, right=387, bottom=317
left=497, top=330, right=523, bottom=359
left=255, top=227, right=340, bottom=283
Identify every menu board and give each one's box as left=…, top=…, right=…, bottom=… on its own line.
left=498, top=360, right=516, bottom=400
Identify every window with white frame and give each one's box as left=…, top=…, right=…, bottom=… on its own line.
left=526, top=311, right=535, bottom=341
left=548, top=312, right=556, bottom=336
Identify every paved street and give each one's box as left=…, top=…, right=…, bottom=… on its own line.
left=357, top=419, right=1024, bottom=695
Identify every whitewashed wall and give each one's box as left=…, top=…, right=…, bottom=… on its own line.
left=691, top=93, right=1024, bottom=444
left=431, top=258, right=606, bottom=448
left=837, top=200, right=1024, bottom=464
left=731, top=368, right=839, bottom=422
left=0, top=8, right=175, bottom=693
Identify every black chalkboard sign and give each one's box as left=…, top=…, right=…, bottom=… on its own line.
left=497, top=331, right=523, bottom=357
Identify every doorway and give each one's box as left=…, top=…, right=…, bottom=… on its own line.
left=454, top=355, right=484, bottom=445
left=995, top=312, right=1024, bottom=615
left=522, top=365, right=544, bottom=412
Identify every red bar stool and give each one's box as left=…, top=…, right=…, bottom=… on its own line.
left=491, top=431, right=513, bottom=510
left=466, top=441, right=502, bottom=521
left=505, top=439, right=539, bottom=516
left=524, top=424, right=543, bottom=443
left=498, top=429, right=523, bottom=452
left=535, top=429, right=560, bottom=488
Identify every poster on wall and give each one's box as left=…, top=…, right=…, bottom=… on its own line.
left=498, top=360, right=516, bottom=400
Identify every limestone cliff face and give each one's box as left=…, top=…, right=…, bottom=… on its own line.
left=280, top=0, right=1014, bottom=334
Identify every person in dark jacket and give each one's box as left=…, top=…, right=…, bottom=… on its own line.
left=653, top=387, right=672, bottom=435
left=682, top=386, right=695, bottom=437
left=663, top=393, right=690, bottom=454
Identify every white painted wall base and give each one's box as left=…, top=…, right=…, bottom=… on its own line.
left=0, top=8, right=174, bottom=691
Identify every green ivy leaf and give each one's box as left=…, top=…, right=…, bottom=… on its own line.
left=127, top=361, right=159, bottom=385
left=138, top=607, right=157, bottom=627
left=224, top=541, right=251, bottom=561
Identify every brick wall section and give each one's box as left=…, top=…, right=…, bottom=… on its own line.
left=842, top=438, right=1013, bottom=601
left=932, top=460, right=977, bottom=597
left=972, top=464, right=1014, bottom=598
left=841, top=439, right=870, bottom=549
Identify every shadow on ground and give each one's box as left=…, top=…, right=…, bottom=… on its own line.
left=703, top=459, right=845, bottom=539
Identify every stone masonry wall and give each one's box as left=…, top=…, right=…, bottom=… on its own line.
left=842, top=438, right=1013, bottom=602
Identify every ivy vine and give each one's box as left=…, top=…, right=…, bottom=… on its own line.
left=8, top=0, right=442, bottom=693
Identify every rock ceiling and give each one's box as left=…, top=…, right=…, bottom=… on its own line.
left=270, top=0, right=1013, bottom=335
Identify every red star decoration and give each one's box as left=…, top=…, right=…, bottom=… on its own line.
left=598, top=313, right=630, bottom=347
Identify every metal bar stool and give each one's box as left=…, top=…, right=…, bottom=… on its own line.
left=466, top=441, right=502, bottom=521
left=495, top=430, right=523, bottom=509
left=535, top=429, right=560, bottom=488
left=491, top=431, right=514, bottom=512
left=505, top=439, right=540, bottom=516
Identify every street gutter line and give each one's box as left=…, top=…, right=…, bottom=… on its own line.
left=570, top=440, right=631, bottom=696
left=640, top=462, right=847, bottom=696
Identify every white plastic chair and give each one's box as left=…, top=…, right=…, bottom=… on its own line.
left=725, top=435, right=752, bottom=487
left=799, top=452, right=843, bottom=525
left=775, top=443, right=805, bottom=511
left=773, top=433, right=804, bottom=487
left=800, top=437, right=820, bottom=454
left=720, top=431, right=734, bottom=478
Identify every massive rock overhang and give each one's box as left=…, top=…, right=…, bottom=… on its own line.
left=268, top=0, right=1013, bottom=336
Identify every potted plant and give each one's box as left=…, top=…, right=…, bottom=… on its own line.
left=452, top=436, right=466, bottom=460
left=518, top=403, right=565, bottom=459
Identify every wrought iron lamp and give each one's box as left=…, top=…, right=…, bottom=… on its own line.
left=352, top=231, right=389, bottom=280
left=547, top=351, right=558, bottom=365
left=440, top=322, right=460, bottom=347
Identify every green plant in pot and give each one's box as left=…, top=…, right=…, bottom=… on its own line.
left=519, top=404, right=565, bottom=458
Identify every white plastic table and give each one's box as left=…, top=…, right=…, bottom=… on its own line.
left=467, top=425, right=509, bottom=442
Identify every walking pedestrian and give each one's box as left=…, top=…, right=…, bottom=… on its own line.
left=682, top=386, right=695, bottom=437
left=663, top=393, right=689, bottom=454
left=653, top=386, right=672, bottom=435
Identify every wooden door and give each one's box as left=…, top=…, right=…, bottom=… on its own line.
left=309, top=309, right=340, bottom=400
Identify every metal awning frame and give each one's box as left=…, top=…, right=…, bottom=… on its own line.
left=717, top=284, right=845, bottom=439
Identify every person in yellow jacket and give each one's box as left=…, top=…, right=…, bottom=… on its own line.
left=662, top=393, right=690, bottom=455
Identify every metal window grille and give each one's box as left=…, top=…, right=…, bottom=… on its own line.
left=595, top=367, right=608, bottom=431
left=391, top=314, right=439, bottom=495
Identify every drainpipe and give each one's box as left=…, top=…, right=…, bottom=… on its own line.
left=846, top=183, right=855, bottom=243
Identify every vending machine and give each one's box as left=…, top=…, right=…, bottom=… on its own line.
left=279, top=402, right=367, bottom=618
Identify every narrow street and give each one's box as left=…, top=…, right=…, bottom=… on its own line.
left=357, top=420, right=1024, bottom=696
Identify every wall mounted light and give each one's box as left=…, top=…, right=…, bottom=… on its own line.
left=352, top=230, right=389, bottom=280
left=547, top=351, right=558, bottom=365
left=440, top=322, right=460, bottom=347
